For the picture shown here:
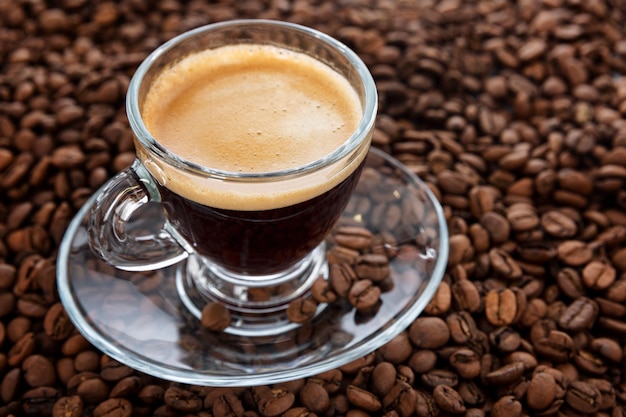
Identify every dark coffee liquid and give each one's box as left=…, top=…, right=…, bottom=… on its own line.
left=159, top=162, right=364, bottom=274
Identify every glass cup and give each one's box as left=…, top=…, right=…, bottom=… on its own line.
left=88, top=19, right=377, bottom=332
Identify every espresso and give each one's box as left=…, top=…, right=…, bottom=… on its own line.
left=142, top=44, right=364, bottom=211
left=140, top=43, right=369, bottom=273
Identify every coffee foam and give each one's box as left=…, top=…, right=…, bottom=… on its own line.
left=141, top=44, right=366, bottom=210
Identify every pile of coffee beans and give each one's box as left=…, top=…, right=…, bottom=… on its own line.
left=2, top=0, right=626, bottom=416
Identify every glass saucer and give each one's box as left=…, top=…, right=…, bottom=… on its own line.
left=57, top=148, right=449, bottom=386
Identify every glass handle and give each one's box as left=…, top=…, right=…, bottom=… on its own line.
left=88, top=159, right=189, bottom=271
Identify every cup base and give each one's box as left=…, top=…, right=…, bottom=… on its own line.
left=179, top=245, right=327, bottom=337
left=57, top=148, right=448, bottom=386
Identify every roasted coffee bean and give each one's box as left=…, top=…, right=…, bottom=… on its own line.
left=448, top=348, right=480, bottom=380
left=52, top=396, right=84, bottom=417
left=432, top=384, right=465, bottom=414
left=22, top=354, right=56, bottom=387
left=22, top=386, right=58, bottom=416
left=409, top=317, right=450, bottom=349
left=558, top=297, right=599, bottom=331
left=329, top=263, right=356, bottom=298
left=354, top=253, right=390, bottom=282
left=92, top=398, right=132, bottom=417
left=299, top=382, right=329, bottom=414
left=348, top=279, right=381, bottom=311
left=526, top=371, right=557, bottom=410
left=213, top=393, right=245, bottom=417
left=565, top=380, right=602, bottom=414
left=485, top=288, right=526, bottom=326
left=334, top=227, right=374, bottom=250
left=258, top=388, right=295, bottom=417
left=287, top=298, right=318, bottom=323
left=451, top=279, right=482, bottom=313
left=346, top=385, right=381, bottom=413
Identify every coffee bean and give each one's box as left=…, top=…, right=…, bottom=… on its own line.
left=299, top=382, right=329, bottom=414
left=485, top=288, right=526, bottom=326
left=409, top=317, right=450, bottom=349
left=258, top=389, right=295, bottom=417
left=334, top=226, right=373, bottom=250
left=22, top=386, right=58, bottom=416
left=348, top=279, right=381, bottom=311
left=558, top=297, right=599, bottom=332
left=22, top=354, right=56, bottom=387
left=582, top=260, right=616, bottom=290
left=565, top=380, right=602, bottom=414
left=287, top=298, right=318, bottom=323
left=346, top=385, right=381, bottom=413
left=353, top=253, right=390, bottom=282
left=52, top=396, right=84, bottom=417
left=557, top=240, right=593, bottom=266
left=92, top=398, right=133, bottom=417
left=213, top=393, right=245, bottom=417
left=432, top=384, right=466, bottom=414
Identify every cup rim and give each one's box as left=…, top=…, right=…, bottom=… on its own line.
left=126, top=19, right=378, bottom=180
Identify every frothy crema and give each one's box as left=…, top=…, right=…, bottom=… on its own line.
left=141, top=44, right=366, bottom=210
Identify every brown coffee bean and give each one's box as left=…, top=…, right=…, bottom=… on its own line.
left=299, top=382, right=329, bottom=414
left=485, top=288, right=525, bottom=326
left=22, top=354, right=56, bottom=387
left=488, top=248, right=523, bottom=280
left=582, top=260, right=616, bottom=290
left=164, top=386, right=202, bottom=413
left=371, top=362, right=396, bottom=397
left=432, top=384, right=466, bottom=414
left=565, top=380, right=602, bottom=414
left=258, top=388, right=295, bottom=417
left=213, top=393, right=245, bottom=417
left=92, top=398, right=133, bottom=417
left=526, top=371, right=557, bottom=410
left=447, top=234, right=474, bottom=266
left=348, top=279, right=381, bottom=311
left=590, top=337, right=623, bottom=363
left=382, top=381, right=416, bottom=417
left=484, top=362, right=525, bottom=386
left=415, top=389, right=439, bottom=417
left=52, top=395, right=84, bottom=417
left=421, top=369, right=458, bottom=388
left=506, top=202, right=539, bottom=232
left=409, top=317, right=450, bottom=349
left=451, top=279, right=482, bottom=312
left=287, top=298, right=317, bottom=323
left=449, top=348, right=481, bottom=379
left=354, top=253, right=390, bottom=282
left=346, top=385, right=381, bottom=413
left=76, top=377, right=110, bottom=405
left=555, top=267, right=584, bottom=298
left=488, top=327, right=521, bottom=353
left=491, top=395, right=522, bottom=417
left=310, top=277, right=337, bottom=304
left=8, top=332, right=35, bottom=366
left=329, top=263, right=356, bottom=297
left=533, top=330, right=575, bottom=363
left=334, top=226, right=374, bottom=250
left=408, top=350, right=437, bottom=374
left=446, top=311, right=479, bottom=345
left=42, top=303, right=74, bottom=342
left=109, top=376, right=141, bottom=398
left=22, top=386, right=59, bottom=416
left=557, top=240, right=593, bottom=266
left=558, top=297, right=598, bottom=331
left=100, top=359, right=134, bottom=382
left=424, top=281, right=451, bottom=315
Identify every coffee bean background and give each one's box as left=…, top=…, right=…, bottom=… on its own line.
left=2, top=0, right=626, bottom=416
